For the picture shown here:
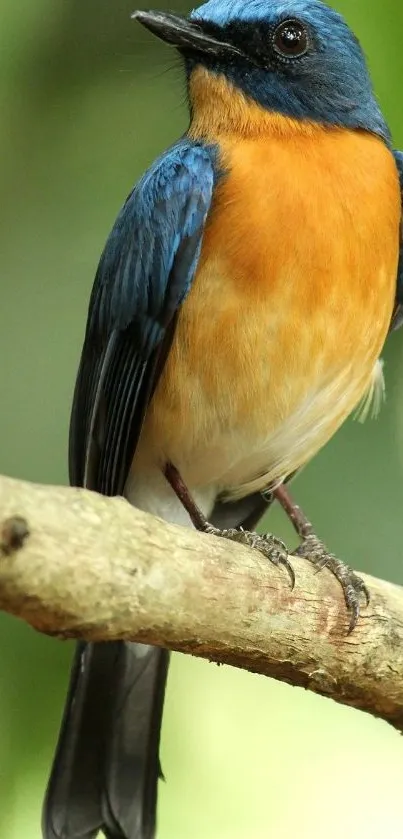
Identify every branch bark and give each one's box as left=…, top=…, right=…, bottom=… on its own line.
left=0, top=473, right=402, bottom=731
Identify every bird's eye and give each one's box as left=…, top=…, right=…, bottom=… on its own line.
left=273, top=19, right=309, bottom=58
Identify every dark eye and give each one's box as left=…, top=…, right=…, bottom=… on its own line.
left=273, top=19, right=309, bottom=58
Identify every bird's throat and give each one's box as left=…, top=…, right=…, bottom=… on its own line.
left=188, top=66, right=325, bottom=140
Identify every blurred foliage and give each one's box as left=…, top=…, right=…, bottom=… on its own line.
left=0, top=0, right=403, bottom=837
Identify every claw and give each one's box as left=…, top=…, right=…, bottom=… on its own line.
left=296, top=534, right=369, bottom=632
left=205, top=524, right=294, bottom=588
left=360, top=581, right=371, bottom=608
left=278, top=553, right=296, bottom=589
left=347, top=602, right=360, bottom=635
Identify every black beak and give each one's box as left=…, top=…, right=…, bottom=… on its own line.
left=132, top=9, right=242, bottom=59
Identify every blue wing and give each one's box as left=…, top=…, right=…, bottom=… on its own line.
left=69, top=139, right=216, bottom=495
left=391, top=150, right=403, bottom=331
left=42, top=142, right=216, bottom=839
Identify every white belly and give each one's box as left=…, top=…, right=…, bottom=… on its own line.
left=125, top=467, right=217, bottom=526
left=126, top=358, right=384, bottom=519
left=220, top=358, right=385, bottom=500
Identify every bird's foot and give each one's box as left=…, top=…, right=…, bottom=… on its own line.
left=164, top=463, right=293, bottom=585
left=295, top=534, right=369, bottom=633
left=205, top=524, right=295, bottom=588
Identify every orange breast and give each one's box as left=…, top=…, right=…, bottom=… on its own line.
left=141, top=109, right=400, bottom=496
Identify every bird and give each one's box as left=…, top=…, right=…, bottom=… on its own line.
left=42, top=1, right=403, bottom=838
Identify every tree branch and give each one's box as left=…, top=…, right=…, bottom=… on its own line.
left=0, top=473, right=402, bottom=731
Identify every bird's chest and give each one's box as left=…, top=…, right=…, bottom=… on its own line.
left=147, top=129, right=400, bottom=493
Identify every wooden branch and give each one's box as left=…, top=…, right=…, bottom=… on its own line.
left=0, top=473, right=402, bottom=731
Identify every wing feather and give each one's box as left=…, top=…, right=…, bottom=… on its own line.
left=69, top=140, right=216, bottom=496
left=44, top=141, right=216, bottom=839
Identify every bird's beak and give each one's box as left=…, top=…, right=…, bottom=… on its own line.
left=132, top=9, right=242, bottom=60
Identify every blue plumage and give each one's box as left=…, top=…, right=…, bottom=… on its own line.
left=193, top=0, right=352, bottom=26
left=68, top=139, right=216, bottom=496
left=45, top=139, right=217, bottom=839
left=89, top=140, right=216, bottom=351
left=188, top=0, right=389, bottom=136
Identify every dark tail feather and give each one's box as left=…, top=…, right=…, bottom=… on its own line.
left=43, top=642, right=169, bottom=839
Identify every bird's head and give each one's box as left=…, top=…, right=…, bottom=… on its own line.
left=133, top=0, right=389, bottom=140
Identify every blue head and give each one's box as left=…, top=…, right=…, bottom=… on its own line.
left=133, top=0, right=389, bottom=140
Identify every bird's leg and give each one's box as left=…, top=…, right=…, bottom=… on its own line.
left=274, top=484, right=369, bottom=632
left=164, top=462, right=295, bottom=586
left=164, top=462, right=208, bottom=530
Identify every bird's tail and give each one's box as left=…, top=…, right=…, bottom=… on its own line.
left=42, top=641, right=169, bottom=839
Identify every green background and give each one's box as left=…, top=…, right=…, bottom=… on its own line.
left=1, top=0, right=403, bottom=836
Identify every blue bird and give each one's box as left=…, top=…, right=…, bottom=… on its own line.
left=42, top=1, right=403, bottom=838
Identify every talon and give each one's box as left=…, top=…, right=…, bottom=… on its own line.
left=358, top=579, right=370, bottom=608
left=203, top=523, right=294, bottom=587
left=347, top=602, right=360, bottom=635
left=279, top=554, right=296, bottom=589
left=296, top=533, right=369, bottom=632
